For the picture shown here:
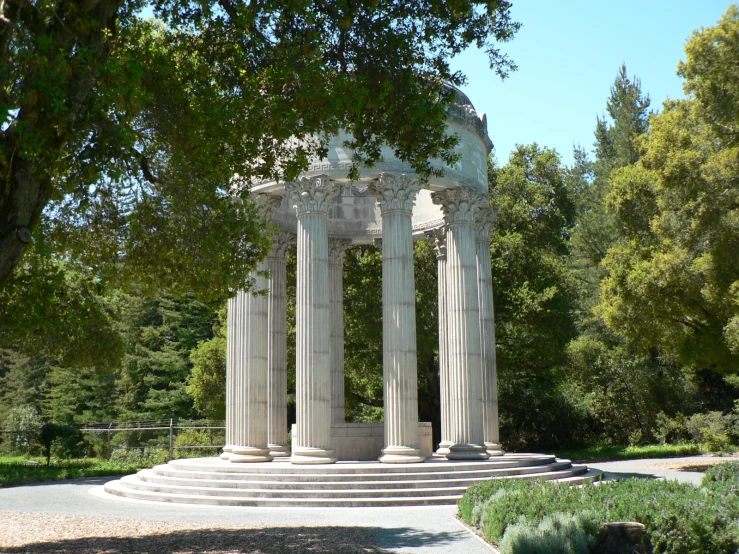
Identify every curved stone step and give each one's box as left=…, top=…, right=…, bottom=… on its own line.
left=138, top=461, right=575, bottom=489
left=164, top=454, right=557, bottom=475
left=102, top=454, right=602, bottom=507
left=118, top=467, right=587, bottom=499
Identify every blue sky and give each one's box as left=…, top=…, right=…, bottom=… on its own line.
left=451, top=1, right=732, bottom=166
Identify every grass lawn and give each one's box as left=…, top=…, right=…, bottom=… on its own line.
left=0, top=457, right=141, bottom=488
left=553, top=443, right=725, bottom=462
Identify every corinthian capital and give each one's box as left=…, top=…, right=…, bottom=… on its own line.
left=253, top=193, right=283, bottom=219
left=425, top=227, right=447, bottom=260
left=368, top=173, right=421, bottom=214
left=328, top=239, right=353, bottom=266
left=431, top=187, right=481, bottom=225
left=269, top=231, right=296, bottom=258
left=475, top=207, right=498, bottom=243
left=285, top=175, right=341, bottom=216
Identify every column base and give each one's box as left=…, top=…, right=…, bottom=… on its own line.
left=220, top=445, right=233, bottom=460
left=485, top=442, right=505, bottom=456
left=291, top=446, right=337, bottom=465
left=446, top=443, right=490, bottom=460
left=229, top=446, right=273, bottom=463
left=268, top=443, right=291, bottom=458
left=435, top=440, right=452, bottom=456
left=379, top=445, right=425, bottom=464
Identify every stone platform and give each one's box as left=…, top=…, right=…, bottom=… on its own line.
left=103, top=453, right=602, bottom=508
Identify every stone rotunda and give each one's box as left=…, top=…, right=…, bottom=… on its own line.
left=222, top=87, right=503, bottom=465
left=104, top=89, right=601, bottom=507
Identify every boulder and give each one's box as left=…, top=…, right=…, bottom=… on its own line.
left=592, top=522, right=653, bottom=554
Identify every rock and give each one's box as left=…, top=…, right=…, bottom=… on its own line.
left=592, top=522, right=653, bottom=554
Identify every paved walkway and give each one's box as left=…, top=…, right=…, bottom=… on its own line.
left=0, top=455, right=734, bottom=553
left=588, top=454, right=736, bottom=485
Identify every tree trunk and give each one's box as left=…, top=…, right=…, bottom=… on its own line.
left=0, top=139, right=49, bottom=285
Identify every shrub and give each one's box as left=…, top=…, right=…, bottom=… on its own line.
left=655, top=412, right=690, bottom=445
left=703, top=461, right=739, bottom=493
left=498, top=512, right=598, bottom=554
left=109, top=448, right=168, bottom=467
left=173, top=428, right=222, bottom=458
left=686, top=411, right=736, bottom=452
left=459, top=477, right=739, bottom=554
left=3, top=406, right=42, bottom=454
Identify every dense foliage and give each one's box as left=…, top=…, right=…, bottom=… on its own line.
left=2, top=5, right=739, bottom=460
left=459, top=463, right=739, bottom=553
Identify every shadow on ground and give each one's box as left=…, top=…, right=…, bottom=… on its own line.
left=601, top=472, right=659, bottom=481
left=0, top=526, right=464, bottom=553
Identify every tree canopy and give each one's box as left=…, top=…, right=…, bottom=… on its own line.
left=598, top=6, right=739, bottom=375
left=1, top=0, right=519, bottom=293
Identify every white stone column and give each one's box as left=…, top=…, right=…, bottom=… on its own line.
left=286, top=175, right=341, bottom=464
left=370, top=173, right=425, bottom=463
left=427, top=228, right=451, bottom=456
left=329, top=239, right=352, bottom=424
left=432, top=188, right=489, bottom=460
left=476, top=207, right=504, bottom=456
left=223, top=194, right=281, bottom=463
left=267, top=231, right=294, bottom=458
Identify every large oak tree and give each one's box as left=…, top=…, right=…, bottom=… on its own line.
left=0, top=0, right=519, bottom=293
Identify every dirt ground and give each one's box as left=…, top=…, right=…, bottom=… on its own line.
left=0, top=512, right=384, bottom=554
left=635, top=457, right=737, bottom=473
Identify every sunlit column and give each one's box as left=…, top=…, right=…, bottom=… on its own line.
left=370, top=173, right=425, bottom=463
left=329, top=238, right=352, bottom=424
left=432, top=188, right=488, bottom=460
left=476, top=206, right=504, bottom=456
left=267, top=230, right=295, bottom=458
left=286, top=175, right=341, bottom=464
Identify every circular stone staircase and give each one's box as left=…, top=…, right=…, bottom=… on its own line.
left=103, top=453, right=602, bottom=507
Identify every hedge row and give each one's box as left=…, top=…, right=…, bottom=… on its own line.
left=458, top=462, right=739, bottom=554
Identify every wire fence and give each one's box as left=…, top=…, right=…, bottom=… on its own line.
left=1, top=419, right=226, bottom=462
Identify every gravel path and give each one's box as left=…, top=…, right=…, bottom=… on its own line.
left=0, top=478, right=493, bottom=554
left=0, top=512, right=382, bottom=553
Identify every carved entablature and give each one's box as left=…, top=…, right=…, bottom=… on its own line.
left=431, top=187, right=481, bottom=225
left=368, top=173, right=421, bottom=214
left=425, top=228, right=447, bottom=260
left=285, top=175, right=342, bottom=216
left=475, top=207, right=498, bottom=244
left=328, top=238, right=353, bottom=266
left=269, top=231, right=296, bottom=258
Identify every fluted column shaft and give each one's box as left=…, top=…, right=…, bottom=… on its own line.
left=287, top=176, right=341, bottom=464
left=267, top=232, right=294, bottom=457
left=224, top=267, right=273, bottom=462
left=433, top=189, right=489, bottom=460
left=222, top=194, right=281, bottom=463
left=329, top=240, right=352, bottom=424
left=476, top=208, right=504, bottom=455
left=429, top=229, right=451, bottom=455
left=371, top=174, right=425, bottom=464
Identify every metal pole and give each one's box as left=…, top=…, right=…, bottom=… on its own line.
left=169, top=418, right=174, bottom=461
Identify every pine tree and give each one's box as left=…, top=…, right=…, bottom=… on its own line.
left=115, top=291, right=217, bottom=422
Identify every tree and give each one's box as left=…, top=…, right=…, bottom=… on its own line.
left=115, top=291, right=216, bottom=421
left=187, top=309, right=227, bottom=420
left=1, top=0, right=520, bottom=295
left=488, top=145, right=582, bottom=450
left=598, top=5, right=739, bottom=377
left=569, top=65, right=651, bottom=297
